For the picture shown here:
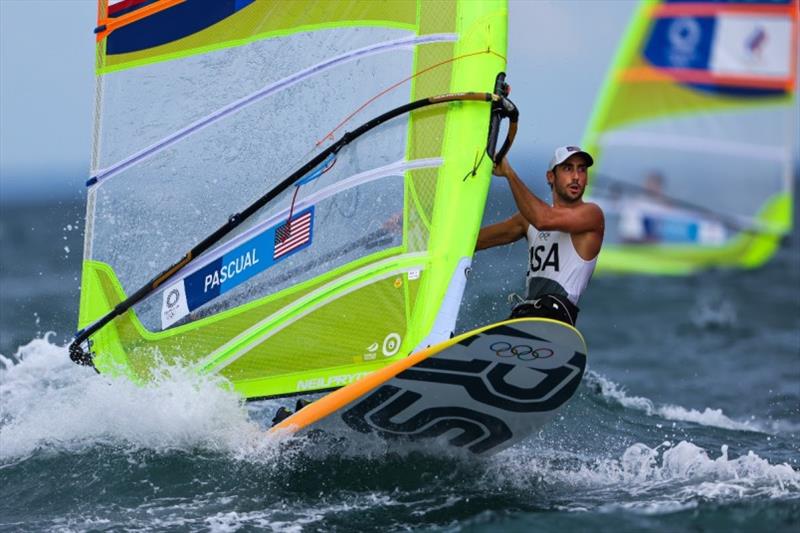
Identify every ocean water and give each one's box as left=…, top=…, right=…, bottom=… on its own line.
left=1, top=192, right=798, bottom=532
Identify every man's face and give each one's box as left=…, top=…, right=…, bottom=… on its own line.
left=548, top=154, right=590, bottom=204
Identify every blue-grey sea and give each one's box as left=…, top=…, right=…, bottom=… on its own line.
left=1, top=182, right=798, bottom=532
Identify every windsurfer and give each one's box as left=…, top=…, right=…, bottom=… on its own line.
left=614, top=171, right=727, bottom=245
left=475, top=146, right=604, bottom=326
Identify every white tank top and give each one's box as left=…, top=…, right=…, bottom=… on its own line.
left=525, top=225, right=597, bottom=305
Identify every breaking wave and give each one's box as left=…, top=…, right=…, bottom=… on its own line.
left=0, top=334, right=281, bottom=461
left=584, top=371, right=780, bottom=433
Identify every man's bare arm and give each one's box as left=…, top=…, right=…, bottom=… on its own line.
left=524, top=201, right=604, bottom=234
left=476, top=213, right=527, bottom=250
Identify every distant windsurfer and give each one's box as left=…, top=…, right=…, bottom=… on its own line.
left=475, top=146, right=604, bottom=326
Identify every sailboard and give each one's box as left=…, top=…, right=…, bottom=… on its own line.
left=270, top=318, right=587, bottom=455
left=72, top=1, right=513, bottom=401
left=583, top=0, right=798, bottom=275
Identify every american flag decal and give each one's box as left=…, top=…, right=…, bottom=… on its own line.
left=274, top=210, right=313, bottom=259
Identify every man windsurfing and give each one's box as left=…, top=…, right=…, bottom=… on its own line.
left=476, top=146, right=604, bottom=326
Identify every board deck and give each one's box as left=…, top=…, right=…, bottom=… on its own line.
left=269, top=318, right=587, bottom=454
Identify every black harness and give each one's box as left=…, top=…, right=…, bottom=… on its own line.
left=508, top=294, right=580, bottom=327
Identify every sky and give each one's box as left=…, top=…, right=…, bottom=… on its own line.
left=0, top=1, right=636, bottom=201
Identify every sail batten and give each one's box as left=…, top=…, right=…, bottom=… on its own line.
left=599, top=131, right=790, bottom=160
left=166, top=158, right=443, bottom=284
left=202, top=256, right=430, bottom=375
left=88, top=33, right=459, bottom=187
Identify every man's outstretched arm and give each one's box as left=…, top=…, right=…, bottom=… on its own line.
left=476, top=213, right=527, bottom=251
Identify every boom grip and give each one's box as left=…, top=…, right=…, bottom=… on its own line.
left=493, top=118, right=518, bottom=165
left=485, top=72, right=519, bottom=164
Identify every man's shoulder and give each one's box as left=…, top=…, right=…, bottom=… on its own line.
left=580, top=200, right=603, bottom=212
left=569, top=201, right=604, bottom=237
left=579, top=201, right=605, bottom=220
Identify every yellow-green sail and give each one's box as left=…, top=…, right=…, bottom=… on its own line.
left=78, top=0, right=508, bottom=399
left=583, top=0, right=797, bottom=275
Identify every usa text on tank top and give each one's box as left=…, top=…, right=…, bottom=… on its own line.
left=525, top=225, right=597, bottom=305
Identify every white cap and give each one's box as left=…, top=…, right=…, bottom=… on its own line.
left=548, top=145, right=594, bottom=171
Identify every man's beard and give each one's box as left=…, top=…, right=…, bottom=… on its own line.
left=554, top=182, right=583, bottom=204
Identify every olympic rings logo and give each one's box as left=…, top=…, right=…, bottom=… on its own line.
left=489, top=342, right=554, bottom=361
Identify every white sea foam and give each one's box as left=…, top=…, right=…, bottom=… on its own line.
left=489, top=440, right=800, bottom=511
left=0, top=335, right=282, bottom=460
left=205, top=493, right=399, bottom=533
left=600, top=499, right=698, bottom=515
left=585, top=371, right=767, bottom=433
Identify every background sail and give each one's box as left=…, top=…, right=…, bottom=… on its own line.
left=582, top=0, right=798, bottom=275
left=79, top=0, right=508, bottom=398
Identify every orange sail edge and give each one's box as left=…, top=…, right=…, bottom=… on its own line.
left=95, top=0, right=185, bottom=43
